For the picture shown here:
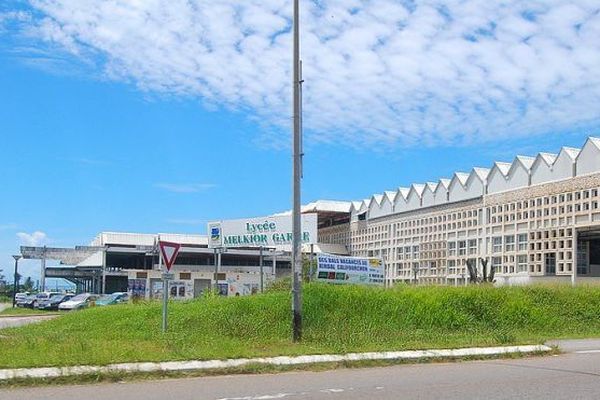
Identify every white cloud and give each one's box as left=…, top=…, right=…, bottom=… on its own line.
left=154, top=183, right=216, bottom=193
left=16, top=231, right=48, bottom=246
left=5, top=1, right=600, bottom=147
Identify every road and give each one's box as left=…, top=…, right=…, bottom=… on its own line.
left=0, top=313, right=59, bottom=329
left=2, top=340, right=600, bottom=400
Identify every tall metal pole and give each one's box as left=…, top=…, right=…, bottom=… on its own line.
left=12, top=255, right=21, bottom=308
left=291, top=0, right=303, bottom=342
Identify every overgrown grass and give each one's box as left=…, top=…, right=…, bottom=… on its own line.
left=0, top=284, right=599, bottom=369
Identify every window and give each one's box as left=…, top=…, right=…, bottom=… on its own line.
left=458, top=240, right=467, bottom=256
left=545, top=253, right=556, bottom=275
left=517, top=255, right=528, bottom=273
left=468, top=239, right=477, bottom=255
left=504, top=235, right=515, bottom=252
left=448, top=242, right=456, bottom=256
left=493, top=237, right=502, bottom=253
left=492, top=256, right=502, bottom=273
left=517, top=234, right=528, bottom=251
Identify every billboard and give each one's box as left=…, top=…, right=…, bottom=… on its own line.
left=208, top=213, right=317, bottom=249
left=316, top=253, right=385, bottom=286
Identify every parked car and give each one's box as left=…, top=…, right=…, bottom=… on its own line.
left=95, top=292, right=129, bottom=306
left=58, top=293, right=98, bottom=311
left=16, top=294, right=36, bottom=308
left=36, top=294, right=74, bottom=311
left=21, top=292, right=61, bottom=309
left=14, top=292, right=30, bottom=303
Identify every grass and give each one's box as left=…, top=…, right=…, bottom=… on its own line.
left=0, top=307, right=59, bottom=316
left=0, top=283, right=599, bottom=370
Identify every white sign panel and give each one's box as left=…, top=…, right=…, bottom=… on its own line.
left=316, top=253, right=385, bottom=286
left=208, top=213, right=317, bottom=249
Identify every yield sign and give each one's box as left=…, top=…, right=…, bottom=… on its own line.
left=159, top=241, right=181, bottom=271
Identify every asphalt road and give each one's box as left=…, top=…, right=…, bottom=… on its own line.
left=2, top=340, right=600, bottom=400
left=0, top=311, right=59, bottom=329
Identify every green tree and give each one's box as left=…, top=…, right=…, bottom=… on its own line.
left=23, top=277, right=34, bottom=291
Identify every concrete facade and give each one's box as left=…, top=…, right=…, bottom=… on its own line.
left=319, top=137, right=600, bottom=285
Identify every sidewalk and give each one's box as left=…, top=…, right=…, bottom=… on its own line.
left=0, top=344, right=551, bottom=381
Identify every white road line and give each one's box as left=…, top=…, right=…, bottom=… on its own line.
left=574, top=350, right=600, bottom=354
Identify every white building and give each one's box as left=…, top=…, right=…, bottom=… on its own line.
left=319, top=137, right=600, bottom=285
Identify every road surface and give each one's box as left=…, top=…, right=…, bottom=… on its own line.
left=2, top=340, right=600, bottom=400
left=0, top=314, right=58, bottom=329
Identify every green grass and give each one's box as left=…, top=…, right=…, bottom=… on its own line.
left=0, top=284, right=599, bottom=369
left=0, top=307, right=59, bottom=316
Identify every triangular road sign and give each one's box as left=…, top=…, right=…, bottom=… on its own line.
left=159, top=241, right=181, bottom=271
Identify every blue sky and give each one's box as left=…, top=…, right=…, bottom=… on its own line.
left=1, top=0, right=600, bottom=282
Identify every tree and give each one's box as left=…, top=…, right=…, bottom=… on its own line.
left=23, top=277, right=34, bottom=291
left=466, top=258, right=495, bottom=284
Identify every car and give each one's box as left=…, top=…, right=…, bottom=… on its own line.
left=21, top=292, right=62, bottom=309
left=16, top=294, right=36, bottom=308
left=36, top=294, right=74, bottom=311
left=95, top=292, right=129, bottom=306
left=14, top=292, right=30, bottom=303
left=58, top=293, right=98, bottom=311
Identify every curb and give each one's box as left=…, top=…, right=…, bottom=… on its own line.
left=0, top=345, right=552, bottom=381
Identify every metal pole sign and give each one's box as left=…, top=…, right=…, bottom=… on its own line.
left=159, top=241, right=180, bottom=333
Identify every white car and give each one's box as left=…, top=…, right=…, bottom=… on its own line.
left=14, top=292, right=30, bottom=302
left=58, top=293, right=98, bottom=310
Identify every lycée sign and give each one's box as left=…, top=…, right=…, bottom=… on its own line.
left=208, top=214, right=317, bottom=249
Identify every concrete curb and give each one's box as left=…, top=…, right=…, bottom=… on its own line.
left=0, top=345, right=551, bottom=381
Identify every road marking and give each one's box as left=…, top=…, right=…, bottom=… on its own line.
left=216, top=393, right=295, bottom=400
left=319, top=388, right=344, bottom=393
left=574, top=350, right=600, bottom=354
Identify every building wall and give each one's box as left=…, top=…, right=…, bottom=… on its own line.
left=577, top=140, right=600, bottom=177
left=319, top=172, right=600, bottom=285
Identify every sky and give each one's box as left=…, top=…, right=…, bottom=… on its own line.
left=1, top=0, right=600, bottom=283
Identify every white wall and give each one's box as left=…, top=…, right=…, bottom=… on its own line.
left=530, top=157, right=553, bottom=185
left=433, top=184, right=448, bottom=205
left=394, top=190, right=409, bottom=213
left=576, top=140, right=600, bottom=176
left=422, top=187, right=435, bottom=208
left=488, top=162, right=529, bottom=194
left=405, top=191, right=421, bottom=210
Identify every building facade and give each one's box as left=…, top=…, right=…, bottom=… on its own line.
left=319, top=137, right=600, bottom=285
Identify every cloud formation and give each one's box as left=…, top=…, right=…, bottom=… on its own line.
left=154, top=182, right=216, bottom=193
left=16, top=231, right=48, bottom=246
left=4, top=1, right=600, bottom=147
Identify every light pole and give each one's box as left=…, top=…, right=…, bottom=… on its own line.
left=12, top=255, right=22, bottom=308
left=291, top=0, right=303, bottom=342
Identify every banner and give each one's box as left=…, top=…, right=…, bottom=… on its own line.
left=316, top=253, right=385, bottom=286
left=208, top=214, right=317, bottom=249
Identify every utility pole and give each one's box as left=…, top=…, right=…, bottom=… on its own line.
left=291, top=0, right=303, bottom=342
left=12, top=255, right=21, bottom=308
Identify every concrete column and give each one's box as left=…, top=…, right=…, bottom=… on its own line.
left=40, top=247, right=47, bottom=292
left=572, top=229, right=578, bottom=286
left=101, top=247, right=107, bottom=294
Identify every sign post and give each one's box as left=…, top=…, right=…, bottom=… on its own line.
left=159, top=240, right=181, bottom=333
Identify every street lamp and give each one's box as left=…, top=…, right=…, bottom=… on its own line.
left=12, top=255, right=22, bottom=308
